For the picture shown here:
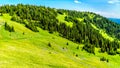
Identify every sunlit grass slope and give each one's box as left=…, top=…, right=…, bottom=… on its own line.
left=0, top=14, right=120, bottom=68
left=57, top=14, right=73, bottom=27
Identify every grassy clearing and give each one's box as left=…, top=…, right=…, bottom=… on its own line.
left=0, top=14, right=120, bottom=68
left=77, top=18, right=84, bottom=22
left=57, top=14, right=73, bottom=27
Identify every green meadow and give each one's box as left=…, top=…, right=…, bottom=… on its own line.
left=0, top=14, right=120, bottom=68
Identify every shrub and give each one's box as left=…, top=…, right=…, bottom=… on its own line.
left=76, top=46, right=79, bottom=50
left=100, top=57, right=109, bottom=62
left=106, top=59, right=109, bottom=62
left=4, top=22, right=15, bottom=32
left=49, top=31, right=53, bottom=34
left=76, top=54, right=78, bottom=57
left=25, top=23, right=39, bottom=32
left=23, top=32, right=25, bottom=35
left=48, top=42, right=52, bottom=47
left=49, top=52, right=51, bottom=54
left=100, top=57, right=106, bottom=61
left=108, top=50, right=116, bottom=55
left=66, top=42, right=69, bottom=45
left=116, top=51, right=120, bottom=54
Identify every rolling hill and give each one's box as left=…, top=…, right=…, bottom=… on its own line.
left=0, top=4, right=120, bottom=68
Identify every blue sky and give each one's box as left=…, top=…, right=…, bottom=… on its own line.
left=0, top=0, right=120, bottom=18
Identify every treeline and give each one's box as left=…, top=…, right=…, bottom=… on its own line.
left=0, top=4, right=120, bottom=55
left=0, top=4, right=58, bottom=32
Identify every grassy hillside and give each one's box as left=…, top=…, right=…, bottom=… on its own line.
left=0, top=13, right=120, bottom=68
left=57, top=14, right=73, bottom=27
left=1, top=4, right=120, bottom=55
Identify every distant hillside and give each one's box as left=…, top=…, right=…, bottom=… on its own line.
left=109, top=18, right=120, bottom=24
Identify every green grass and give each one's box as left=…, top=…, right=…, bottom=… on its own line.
left=57, top=14, right=73, bottom=27
left=77, top=18, right=84, bottom=22
left=0, top=14, right=120, bottom=68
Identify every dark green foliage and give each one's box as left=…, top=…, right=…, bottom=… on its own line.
left=76, top=54, right=78, bottom=57
left=65, top=16, right=76, bottom=22
left=23, top=32, right=25, bottom=35
left=108, top=50, right=116, bottom=55
left=11, top=15, right=18, bottom=21
left=11, top=15, right=23, bottom=23
left=25, top=22, right=39, bottom=32
left=48, top=42, right=52, bottom=47
left=57, top=9, right=64, bottom=15
left=11, top=26, right=14, bottom=32
left=116, top=51, right=120, bottom=54
left=100, top=57, right=106, bottom=61
left=4, top=22, right=15, bottom=32
left=83, top=44, right=95, bottom=54
left=100, top=57, right=109, bottom=62
left=76, top=46, right=79, bottom=50
left=49, top=30, right=53, bottom=34
left=66, top=42, right=69, bottom=45
left=107, top=59, right=109, bottom=62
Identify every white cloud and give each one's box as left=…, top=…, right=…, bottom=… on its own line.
left=108, top=1, right=114, bottom=4
left=74, top=0, right=81, bottom=4
left=108, top=0, right=120, bottom=4
left=95, top=11, right=120, bottom=18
